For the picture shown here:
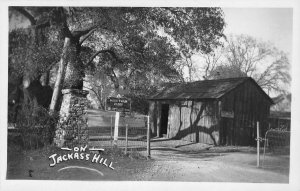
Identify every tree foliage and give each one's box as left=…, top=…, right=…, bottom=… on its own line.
left=9, top=28, right=62, bottom=81
left=9, top=7, right=226, bottom=112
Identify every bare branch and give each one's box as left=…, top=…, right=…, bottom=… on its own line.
left=83, top=85, right=105, bottom=109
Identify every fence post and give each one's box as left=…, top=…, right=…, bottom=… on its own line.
left=125, top=124, right=128, bottom=155
left=113, top=112, right=120, bottom=146
left=263, top=130, right=269, bottom=167
left=110, top=115, right=113, bottom=146
left=257, top=121, right=260, bottom=167
left=147, top=115, right=151, bottom=158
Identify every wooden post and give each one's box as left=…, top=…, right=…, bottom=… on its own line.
left=110, top=115, right=113, bottom=146
left=156, top=103, right=161, bottom=137
left=218, top=101, right=222, bottom=145
left=147, top=115, right=151, bottom=158
left=148, top=101, right=155, bottom=136
left=257, top=121, right=260, bottom=167
left=113, top=112, right=120, bottom=146
left=125, top=124, right=128, bottom=155
left=263, top=130, right=269, bottom=167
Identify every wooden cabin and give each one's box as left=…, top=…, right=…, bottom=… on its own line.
left=148, top=77, right=273, bottom=146
left=269, top=94, right=291, bottom=131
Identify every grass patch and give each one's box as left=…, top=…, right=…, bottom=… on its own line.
left=7, top=142, right=151, bottom=180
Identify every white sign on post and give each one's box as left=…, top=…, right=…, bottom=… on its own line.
left=113, top=112, right=120, bottom=145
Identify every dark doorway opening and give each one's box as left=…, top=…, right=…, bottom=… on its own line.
left=160, top=104, right=169, bottom=137
left=220, top=118, right=234, bottom=145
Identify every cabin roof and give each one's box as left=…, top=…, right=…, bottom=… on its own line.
left=148, top=77, right=273, bottom=104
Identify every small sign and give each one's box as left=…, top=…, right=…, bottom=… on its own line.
left=106, top=97, right=131, bottom=112
left=221, top=111, right=234, bottom=118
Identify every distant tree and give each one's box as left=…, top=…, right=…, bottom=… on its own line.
left=202, top=35, right=291, bottom=94
left=83, top=70, right=113, bottom=110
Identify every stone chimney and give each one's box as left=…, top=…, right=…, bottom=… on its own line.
left=54, top=89, right=89, bottom=148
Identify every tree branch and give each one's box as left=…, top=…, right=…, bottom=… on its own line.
left=12, top=7, right=36, bottom=25
left=85, top=48, right=122, bottom=66
left=72, top=25, right=97, bottom=39
left=105, top=67, right=119, bottom=90
left=36, top=21, right=50, bottom=29
left=83, top=85, right=105, bottom=109
left=79, top=28, right=97, bottom=45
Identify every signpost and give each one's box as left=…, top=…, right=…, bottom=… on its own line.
left=113, top=111, right=120, bottom=145
left=107, top=95, right=131, bottom=146
left=106, top=96, right=131, bottom=113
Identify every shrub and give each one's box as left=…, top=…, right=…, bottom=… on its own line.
left=14, top=104, right=58, bottom=150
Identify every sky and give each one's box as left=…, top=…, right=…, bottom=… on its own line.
left=186, top=8, right=293, bottom=95
left=9, top=7, right=293, bottom=56
left=222, top=8, right=293, bottom=56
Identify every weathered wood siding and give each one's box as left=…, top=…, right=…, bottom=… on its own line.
left=220, top=80, right=271, bottom=145
left=148, top=79, right=272, bottom=146
left=167, top=100, right=219, bottom=145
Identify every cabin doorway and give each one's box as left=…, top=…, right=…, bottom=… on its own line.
left=160, top=104, right=169, bottom=137
left=220, top=118, right=234, bottom=145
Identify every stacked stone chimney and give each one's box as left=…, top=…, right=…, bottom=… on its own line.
left=54, top=89, right=89, bottom=147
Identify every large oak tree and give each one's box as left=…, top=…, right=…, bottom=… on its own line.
left=9, top=7, right=226, bottom=112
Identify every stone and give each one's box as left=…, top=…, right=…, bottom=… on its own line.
left=54, top=89, right=89, bottom=147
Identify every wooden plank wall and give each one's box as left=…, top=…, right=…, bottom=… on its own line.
left=168, top=100, right=219, bottom=145
left=149, top=79, right=271, bottom=146
left=221, top=80, right=271, bottom=145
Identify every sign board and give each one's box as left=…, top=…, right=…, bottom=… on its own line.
left=106, top=97, right=131, bottom=112
left=221, top=111, right=234, bottom=118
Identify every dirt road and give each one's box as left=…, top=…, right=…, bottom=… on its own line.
left=133, top=148, right=289, bottom=183
left=85, top=109, right=289, bottom=183
left=7, top=145, right=289, bottom=183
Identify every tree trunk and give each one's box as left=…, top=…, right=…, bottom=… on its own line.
left=62, top=37, right=85, bottom=89
left=63, top=56, right=84, bottom=89
left=49, top=37, right=71, bottom=112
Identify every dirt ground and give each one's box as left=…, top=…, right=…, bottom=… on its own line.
left=6, top=145, right=150, bottom=180
left=6, top=138, right=289, bottom=183
left=138, top=148, right=289, bottom=183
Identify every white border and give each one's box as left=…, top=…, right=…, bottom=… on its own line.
left=1, top=0, right=299, bottom=191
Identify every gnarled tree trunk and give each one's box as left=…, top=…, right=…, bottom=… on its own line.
left=49, top=37, right=71, bottom=112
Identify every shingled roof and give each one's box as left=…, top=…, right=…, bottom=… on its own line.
left=149, top=77, right=273, bottom=103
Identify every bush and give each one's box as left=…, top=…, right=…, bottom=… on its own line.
left=14, top=104, right=58, bottom=150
